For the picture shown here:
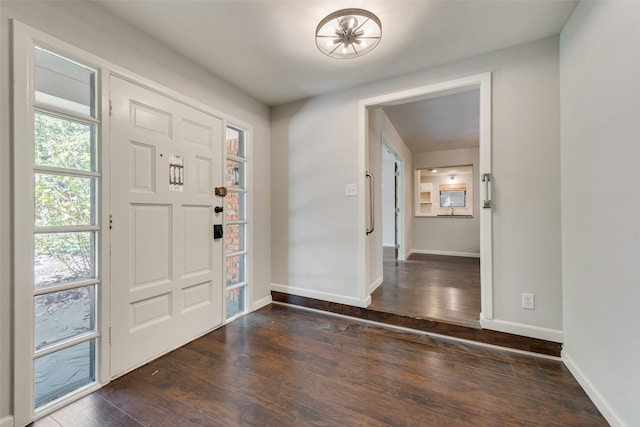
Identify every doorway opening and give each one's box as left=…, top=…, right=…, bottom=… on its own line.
left=359, top=73, right=493, bottom=327
left=381, top=142, right=403, bottom=261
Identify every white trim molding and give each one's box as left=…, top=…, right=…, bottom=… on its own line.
left=0, top=416, right=14, bottom=427
left=358, top=72, right=493, bottom=321
left=271, top=283, right=371, bottom=308
left=480, top=316, right=563, bottom=343
left=368, top=276, right=383, bottom=295
left=409, top=249, right=480, bottom=258
left=562, top=350, right=626, bottom=427
left=251, top=295, right=273, bottom=312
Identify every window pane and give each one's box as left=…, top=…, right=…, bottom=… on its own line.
left=225, top=191, right=245, bottom=222
left=35, top=286, right=95, bottom=351
left=35, top=47, right=96, bottom=118
left=35, top=112, right=95, bottom=171
left=34, top=340, right=96, bottom=408
left=226, top=126, right=245, bottom=158
left=226, top=255, right=245, bottom=287
left=440, top=190, right=466, bottom=208
left=225, top=159, right=245, bottom=190
left=226, top=286, right=245, bottom=318
left=35, top=232, right=96, bottom=289
left=225, top=224, right=245, bottom=254
left=35, top=174, right=95, bottom=227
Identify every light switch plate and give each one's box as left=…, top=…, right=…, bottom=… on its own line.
left=345, top=183, right=358, bottom=197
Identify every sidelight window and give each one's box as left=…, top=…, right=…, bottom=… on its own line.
left=31, top=47, right=100, bottom=409
left=224, top=125, right=249, bottom=319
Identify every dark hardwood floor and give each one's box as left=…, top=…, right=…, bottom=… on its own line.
left=32, top=305, right=605, bottom=427
left=370, top=247, right=481, bottom=328
left=270, top=249, right=560, bottom=357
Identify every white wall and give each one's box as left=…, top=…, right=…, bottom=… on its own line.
left=271, top=36, right=562, bottom=336
left=0, top=2, right=271, bottom=424
left=560, top=2, right=640, bottom=426
left=382, top=149, right=396, bottom=247
left=413, top=148, right=480, bottom=256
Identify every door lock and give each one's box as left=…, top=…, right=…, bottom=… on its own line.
left=214, top=206, right=223, bottom=213
left=213, top=224, right=223, bottom=239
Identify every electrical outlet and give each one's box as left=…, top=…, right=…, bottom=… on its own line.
left=522, top=293, right=535, bottom=310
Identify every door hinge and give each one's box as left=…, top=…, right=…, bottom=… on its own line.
left=109, top=214, right=113, bottom=230
left=395, top=170, right=400, bottom=177
left=109, top=100, right=113, bottom=116
left=395, top=208, right=400, bottom=214
left=109, top=327, right=112, bottom=345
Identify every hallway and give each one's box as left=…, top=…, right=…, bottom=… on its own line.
left=369, top=247, right=481, bottom=328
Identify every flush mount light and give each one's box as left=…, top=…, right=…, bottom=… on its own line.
left=315, top=8, right=382, bottom=59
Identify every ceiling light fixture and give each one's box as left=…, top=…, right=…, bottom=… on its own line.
left=315, top=8, right=382, bottom=59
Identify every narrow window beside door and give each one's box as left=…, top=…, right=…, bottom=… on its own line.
left=224, top=126, right=248, bottom=319
left=31, top=47, right=100, bottom=409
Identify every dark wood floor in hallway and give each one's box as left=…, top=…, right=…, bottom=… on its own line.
left=370, top=247, right=481, bottom=328
left=32, top=305, right=605, bottom=427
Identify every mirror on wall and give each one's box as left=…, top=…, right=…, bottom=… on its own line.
left=415, top=165, right=473, bottom=217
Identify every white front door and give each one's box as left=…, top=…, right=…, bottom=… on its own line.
left=110, top=76, right=224, bottom=377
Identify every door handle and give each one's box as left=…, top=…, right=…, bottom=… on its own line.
left=366, top=171, right=375, bottom=235
left=482, top=173, right=492, bottom=208
left=214, top=206, right=223, bottom=213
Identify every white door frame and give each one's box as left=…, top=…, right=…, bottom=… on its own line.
left=357, top=72, right=493, bottom=320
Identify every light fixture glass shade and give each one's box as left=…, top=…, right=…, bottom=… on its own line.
left=315, top=8, right=382, bottom=59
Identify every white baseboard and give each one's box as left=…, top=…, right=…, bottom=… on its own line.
left=271, top=283, right=370, bottom=308
left=409, top=249, right=480, bottom=258
left=480, top=316, right=563, bottom=343
left=251, top=295, right=272, bottom=312
left=0, top=416, right=13, bottom=427
left=368, top=276, right=383, bottom=295
left=562, top=350, right=626, bottom=427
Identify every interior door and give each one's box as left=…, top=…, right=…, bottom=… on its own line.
left=110, top=76, right=223, bottom=377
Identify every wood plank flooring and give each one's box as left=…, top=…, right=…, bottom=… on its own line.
left=32, top=305, right=605, bottom=427
left=370, top=248, right=481, bottom=328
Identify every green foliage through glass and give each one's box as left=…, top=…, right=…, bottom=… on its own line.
left=35, top=173, right=94, bottom=227
left=35, top=112, right=95, bottom=171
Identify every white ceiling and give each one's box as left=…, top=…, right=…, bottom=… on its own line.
left=93, top=0, right=578, bottom=107
left=382, top=89, right=480, bottom=154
